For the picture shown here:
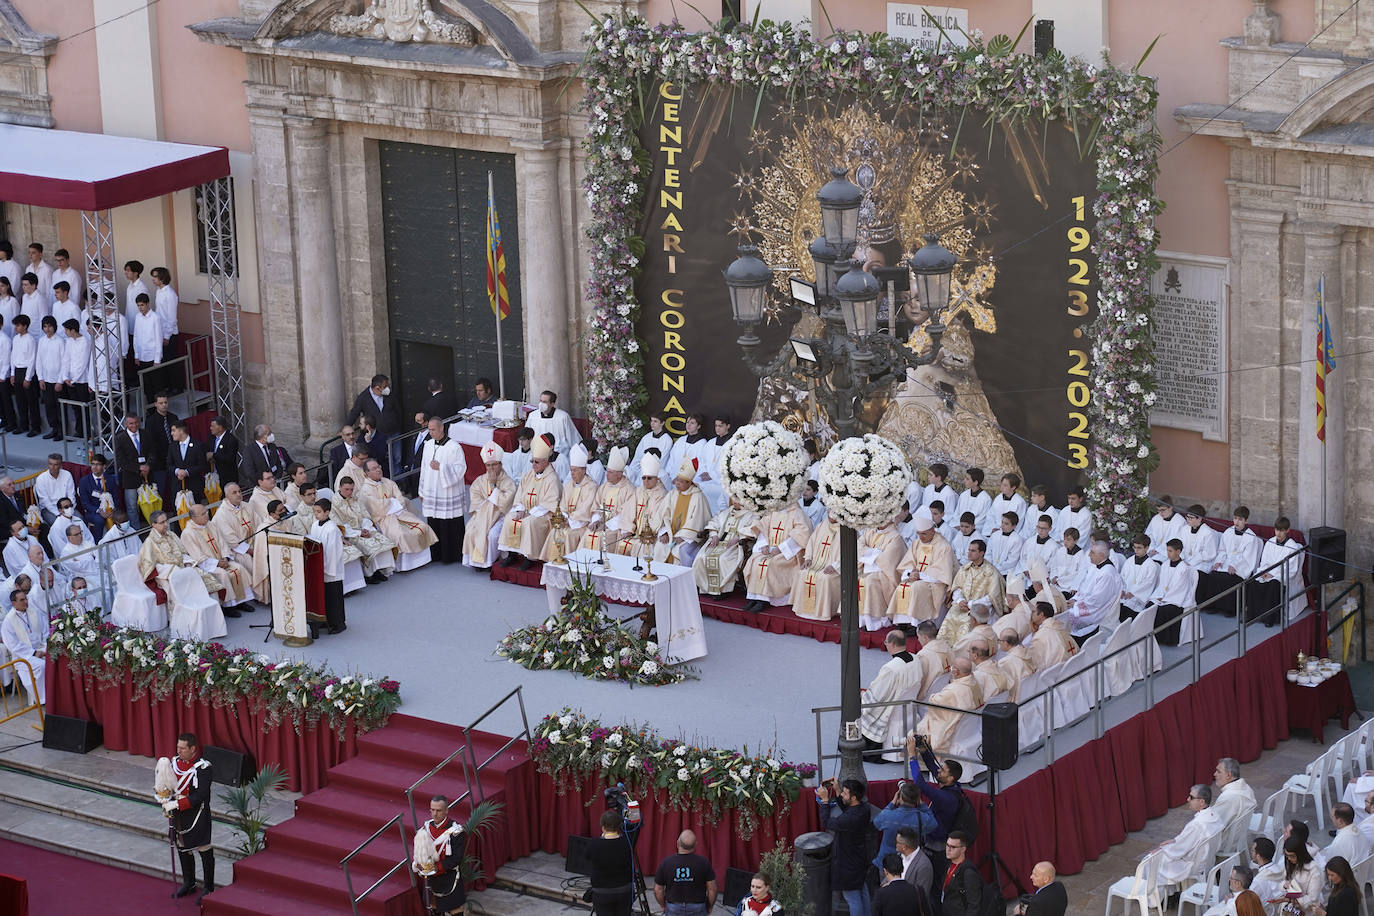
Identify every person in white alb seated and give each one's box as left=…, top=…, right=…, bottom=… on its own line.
left=360, top=459, right=436, bottom=572
left=855, top=518, right=906, bottom=631
left=1144, top=497, right=1188, bottom=560
left=996, top=632, right=1035, bottom=701
left=1326, top=802, right=1373, bottom=867
left=921, top=463, right=956, bottom=523
left=542, top=443, right=600, bottom=560
left=3, top=520, right=38, bottom=580
left=668, top=413, right=727, bottom=514
left=463, top=443, right=516, bottom=570
left=524, top=390, right=580, bottom=455
left=986, top=473, right=1027, bottom=538
left=948, top=512, right=977, bottom=567
left=955, top=468, right=993, bottom=536
left=498, top=433, right=561, bottom=571
left=1142, top=537, right=1198, bottom=647
left=1179, top=504, right=1219, bottom=578
left=1200, top=506, right=1262, bottom=617
left=1200, top=866, right=1254, bottom=916
left=180, top=504, right=254, bottom=618
left=627, top=412, right=675, bottom=487
left=308, top=500, right=348, bottom=637
left=99, top=511, right=141, bottom=563
left=1066, top=540, right=1122, bottom=646
left=331, top=476, right=395, bottom=582
left=1154, top=784, right=1226, bottom=893
left=55, top=523, right=100, bottom=585
left=1358, top=794, right=1374, bottom=848
left=1047, top=528, right=1088, bottom=599
left=1016, top=485, right=1058, bottom=539
left=651, top=456, right=710, bottom=567
left=739, top=494, right=811, bottom=613
left=1019, top=512, right=1060, bottom=580
left=1, top=588, right=45, bottom=704
left=1211, top=757, right=1258, bottom=831
left=985, top=511, right=1023, bottom=577
left=937, top=540, right=1004, bottom=647
left=929, top=500, right=955, bottom=543
left=33, top=453, right=75, bottom=527
left=1253, top=516, right=1306, bottom=625
left=889, top=508, right=957, bottom=626
left=1052, top=487, right=1091, bottom=544
left=138, top=510, right=222, bottom=612
left=1119, top=533, right=1161, bottom=622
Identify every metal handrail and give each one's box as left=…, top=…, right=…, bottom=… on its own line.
left=0, top=658, right=43, bottom=729
left=810, top=545, right=1335, bottom=777
left=339, top=813, right=414, bottom=916
left=405, top=739, right=480, bottom=831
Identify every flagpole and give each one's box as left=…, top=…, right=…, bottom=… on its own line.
left=490, top=170, right=506, bottom=399
left=1321, top=272, right=1328, bottom=528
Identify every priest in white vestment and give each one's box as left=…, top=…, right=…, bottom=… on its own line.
left=615, top=453, right=670, bottom=558
left=331, top=476, right=395, bottom=580
left=969, top=637, right=1012, bottom=700
left=996, top=632, right=1036, bottom=701
left=498, top=433, right=561, bottom=569
left=692, top=497, right=758, bottom=597
left=1155, top=785, right=1225, bottom=890
left=246, top=471, right=288, bottom=602
left=859, top=629, right=924, bottom=749
left=418, top=417, right=466, bottom=564
left=360, top=459, right=437, bottom=572
left=462, top=443, right=516, bottom=569
left=138, top=511, right=221, bottom=607
left=1028, top=601, right=1076, bottom=670
left=181, top=504, right=254, bottom=614
left=911, top=621, right=952, bottom=699
left=99, top=512, right=141, bottom=563
left=1067, top=542, right=1123, bottom=644
left=856, top=520, right=906, bottom=630
left=889, top=508, right=956, bottom=625
left=55, top=523, right=99, bottom=584
left=583, top=447, right=635, bottom=555
left=740, top=500, right=811, bottom=611
left=1, top=589, right=45, bottom=703
left=938, top=541, right=1005, bottom=645
left=651, top=456, right=710, bottom=566
left=542, top=444, right=600, bottom=560
left=790, top=515, right=842, bottom=620
left=914, top=657, right=983, bottom=754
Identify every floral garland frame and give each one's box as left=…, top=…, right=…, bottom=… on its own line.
left=580, top=16, right=1161, bottom=538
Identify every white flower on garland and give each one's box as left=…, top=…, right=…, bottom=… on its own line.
left=818, top=435, right=912, bottom=528
left=720, top=421, right=808, bottom=512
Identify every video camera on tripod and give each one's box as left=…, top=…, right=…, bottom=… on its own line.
left=597, top=782, right=650, bottom=916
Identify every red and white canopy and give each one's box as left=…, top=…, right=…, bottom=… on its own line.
left=0, top=124, right=230, bottom=211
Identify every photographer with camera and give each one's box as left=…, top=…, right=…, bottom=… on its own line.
left=905, top=733, right=978, bottom=879
left=816, top=777, right=873, bottom=916
left=587, top=809, right=635, bottom=916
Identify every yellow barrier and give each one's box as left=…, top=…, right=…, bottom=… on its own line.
left=0, top=657, right=44, bottom=731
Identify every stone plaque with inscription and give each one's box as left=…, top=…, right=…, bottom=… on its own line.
left=1150, top=252, right=1229, bottom=441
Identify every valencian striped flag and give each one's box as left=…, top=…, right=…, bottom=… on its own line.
left=1316, top=274, right=1335, bottom=442
left=486, top=174, right=511, bottom=320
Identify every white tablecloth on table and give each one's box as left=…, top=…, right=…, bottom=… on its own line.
left=449, top=418, right=509, bottom=448
left=540, top=549, right=708, bottom=663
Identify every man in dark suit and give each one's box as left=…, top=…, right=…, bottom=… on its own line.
left=328, top=424, right=359, bottom=479
left=143, top=391, right=179, bottom=502
left=206, top=416, right=241, bottom=486
left=1020, top=862, right=1067, bottom=916
left=112, top=414, right=151, bottom=522
left=420, top=377, right=459, bottom=423
left=938, top=831, right=983, bottom=916
left=0, top=476, right=25, bottom=543
left=874, top=853, right=927, bottom=916
left=348, top=373, right=402, bottom=441
left=167, top=422, right=208, bottom=504
left=241, top=424, right=291, bottom=488
left=77, top=453, right=120, bottom=534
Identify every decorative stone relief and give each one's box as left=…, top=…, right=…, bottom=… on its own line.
left=329, top=0, right=475, bottom=45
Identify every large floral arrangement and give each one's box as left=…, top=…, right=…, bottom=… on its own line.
left=719, top=421, right=808, bottom=513
left=579, top=17, right=1160, bottom=541
left=818, top=434, right=911, bottom=529
left=531, top=708, right=817, bottom=837
left=497, top=566, right=693, bottom=686
left=48, top=611, right=401, bottom=734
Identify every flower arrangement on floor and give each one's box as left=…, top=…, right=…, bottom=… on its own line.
left=47, top=610, right=401, bottom=734
left=818, top=434, right=912, bottom=528
left=719, top=421, right=809, bottom=512
left=496, top=566, right=694, bottom=687
left=531, top=708, right=818, bottom=837
left=579, top=14, right=1161, bottom=540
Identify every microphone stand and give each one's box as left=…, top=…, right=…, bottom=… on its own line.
left=245, top=514, right=297, bottom=643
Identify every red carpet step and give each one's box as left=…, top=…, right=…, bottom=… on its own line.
left=202, top=714, right=538, bottom=916
left=491, top=562, right=894, bottom=649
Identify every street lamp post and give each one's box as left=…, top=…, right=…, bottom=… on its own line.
left=722, top=167, right=960, bottom=784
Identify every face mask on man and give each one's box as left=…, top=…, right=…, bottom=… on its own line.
left=380, top=386, right=391, bottom=397
left=16, top=528, right=27, bottom=540
left=266, top=433, right=276, bottom=444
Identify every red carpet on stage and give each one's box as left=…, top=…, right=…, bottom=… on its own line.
left=203, top=714, right=538, bottom=916
left=0, top=837, right=177, bottom=915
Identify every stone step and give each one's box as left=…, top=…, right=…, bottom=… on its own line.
left=0, top=765, right=243, bottom=859
left=0, top=803, right=238, bottom=886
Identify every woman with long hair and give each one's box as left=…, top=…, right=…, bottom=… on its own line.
left=1234, top=889, right=1265, bottom=916
left=1315, top=855, right=1361, bottom=916
left=1282, top=836, right=1325, bottom=913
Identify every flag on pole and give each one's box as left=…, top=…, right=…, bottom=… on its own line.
left=1316, top=275, right=1335, bottom=442
left=486, top=177, right=511, bottom=321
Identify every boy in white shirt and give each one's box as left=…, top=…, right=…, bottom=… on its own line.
left=34, top=316, right=64, bottom=440
left=949, top=511, right=977, bottom=566
left=59, top=318, right=92, bottom=438
left=308, top=500, right=348, bottom=637
left=132, top=292, right=163, bottom=373
left=987, top=473, right=1028, bottom=538
left=1048, top=527, right=1088, bottom=597
left=9, top=314, right=38, bottom=436
left=18, top=273, right=44, bottom=323
left=956, top=467, right=993, bottom=535
left=921, top=463, right=956, bottom=519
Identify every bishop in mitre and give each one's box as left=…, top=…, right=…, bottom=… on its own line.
left=361, top=458, right=437, bottom=572
left=583, top=446, right=635, bottom=555
left=498, top=432, right=561, bottom=570
left=332, top=476, right=396, bottom=582
left=693, top=496, right=759, bottom=597
left=856, top=518, right=907, bottom=631
left=463, top=443, right=516, bottom=569
left=180, top=504, right=254, bottom=616
left=543, top=444, right=600, bottom=561
left=741, top=499, right=812, bottom=613
left=615, top=451, right=669, bottom=558
left=889, top=508, right=956, bottom=625
left=791, top=514, right=842, bottom=620
left=652, top=456, right=710, bottom=566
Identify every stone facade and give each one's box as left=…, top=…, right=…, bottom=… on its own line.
left=0, top=0, right=54, bottom=129
left=195, top=0, right=629, bottom=447
left=1178, top=1, right=1374, bottom=567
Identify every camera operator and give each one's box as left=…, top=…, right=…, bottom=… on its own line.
left=587, top=809, right=635, bottom=916
left=816, top=777, right=873, bottom=916
left=904, top=734, right=977, bottom=878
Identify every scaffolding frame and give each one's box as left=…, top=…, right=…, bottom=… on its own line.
left=82, top=207, right=123, bottom=461
left=198, top=176, right=245, bottom=437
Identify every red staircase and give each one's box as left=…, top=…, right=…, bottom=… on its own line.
left=203, top=713, right=537, bottom=916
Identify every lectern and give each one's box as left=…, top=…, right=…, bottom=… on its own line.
left=268, top=531, right=321, bottom=646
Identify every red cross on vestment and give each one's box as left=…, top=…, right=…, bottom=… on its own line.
left=819, top=534, right=833, bottom=553
left=770, top=520, right=785, bottom=543
left=525, top=488, right=539, bottom=508
left=804, top=575, right=815, bottom=598
left=757, top=556, right=768, bottom=580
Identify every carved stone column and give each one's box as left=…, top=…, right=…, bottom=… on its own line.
left=286, top=116, right=348, bottom=445
left=514, top=143, right=572, bottom=407
left=1297, top=222, right=1344, bottom=531
left=1229, top=206, right=1286, bottom=511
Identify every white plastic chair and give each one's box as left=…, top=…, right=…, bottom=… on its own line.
left=923, top=670, right=951, bottom=700
left=1218, top=801, right=1257, bottom=861
left=1178, top=851, right=1238, bottom=916
left=1248, top=788, right=1290, bottom=844
left=1017, top=669, right=1047, bottom=750
left=1129, top=604, right=1163, bottom=675
left=946, top=705, right=988, bottom=781
left=166, top=567, right=227, bottom=641
left=1284, top=749, right=1337, bottom=832
left=1104, top=849, right=1166, bottom=916
left=109, top=554, right=166, bottom=631
left=1099, top=619, right=1137, bottom=698
left=1177, top=603, right=1203, bottom=646
left=1052, top=645, right=1097, bottom=726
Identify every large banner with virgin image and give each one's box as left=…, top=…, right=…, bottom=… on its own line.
left=633, top=82, right=1101, bottom=498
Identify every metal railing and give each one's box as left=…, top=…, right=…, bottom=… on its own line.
left=0, top=657, right=43, bottom=729
left=339, top=813, right=414, bottom=916
left=404, top=685, right=531, bottom=829
left=810, top=546, right=1341, bottom=779
left=1325, top=580, right=1367, bottom=664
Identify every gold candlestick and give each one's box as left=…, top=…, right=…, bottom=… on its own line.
left=638, top=521, right=659, bottom=582
left=548, top=505, right=569, bottom=566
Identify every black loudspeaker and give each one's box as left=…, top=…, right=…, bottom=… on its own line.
left=42, top=715, right=103, bottom=754
left=564, top=835, right=596, bottom=876
left=980, top=702, right=1019, bottom=771
left=1308, top=526, right=1347, bottom=585
left=723, top=867, right=755, bottom=909
left=1034, top=19, right=1055, bottom=57
left=203, top=745, right=255, bottom=788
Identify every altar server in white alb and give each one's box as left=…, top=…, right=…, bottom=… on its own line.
left=627, top=412, right=675, bottom=488
left=524, top=390, right=580, bottom=454
left=418, top=416, right=466, bottom=565
left=986, top=473, right=1027, bottom=538
left=985, top=511, right=1024, bottom=577
left=1254, top=516, right=1307, bottom=622
left=1144, top=538, right=1196, bottom=646
left=1052, top=487, right=1091, bottom=543
left=1144, top=497, right=1188, bottom=560
left=1065, top=540, right=1123, bottom=646
left=1201, top=505, right=1262, bottom=615
left=307, top=500, right=347, bottom=636
left=1179, top=504, right=1219, bottom=573
left=1118, top=533, right=1161, bottom=622
left=0, top=588, right=45, bottom=703
left=462, top=443, right=516, bottom=570
left=955, top=468, right=993, bottom=536
left=1016, top=485, right=1058, bottom=539
left=1020, top=513, right=1060, bottom=580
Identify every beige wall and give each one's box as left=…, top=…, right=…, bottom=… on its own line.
left=19, top=1, right=101, bottom=132
left=155, top=0, right=251, bottom=151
